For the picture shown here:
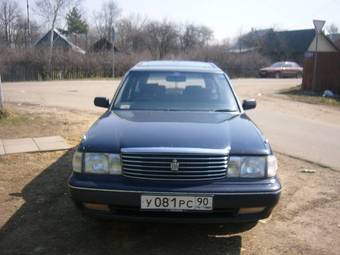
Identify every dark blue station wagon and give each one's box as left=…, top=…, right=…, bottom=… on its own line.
left=69, top=61, right=281, bottom=223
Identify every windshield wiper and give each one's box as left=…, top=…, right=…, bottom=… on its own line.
left=213, top=109, right=238, bottom=112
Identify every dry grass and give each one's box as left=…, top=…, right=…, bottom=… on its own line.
left=280, top=85, right=340, bottom=108
left=0, top=108, right=11, bottom=120
left=0, top=106, right=97, bottom=143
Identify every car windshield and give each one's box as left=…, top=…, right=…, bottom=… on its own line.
left=113, top=71, right=239, bottom=112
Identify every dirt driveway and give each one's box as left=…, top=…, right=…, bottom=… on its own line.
left=3, top=78, right=340, bottom=170
left=0, top=104, right=339, bottom=254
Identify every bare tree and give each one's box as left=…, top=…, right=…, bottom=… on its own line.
left=0, top=0, right=20, bottom=46
left=115, top=14, right=148, bottom=53
left=180, top=24, right=213, bottom=52
left=94, top=0, right=120, bottom=39
left=144, top=20, right=179, bottom=59
left=327, top=23, right=339, bottom=34
left=34, top=0, right=77, bottom=70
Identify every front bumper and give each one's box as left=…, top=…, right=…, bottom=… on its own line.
left=69, top=174, right=281, bottom=223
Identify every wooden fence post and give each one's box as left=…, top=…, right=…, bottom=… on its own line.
left=0, top=75, right=4, bottom=110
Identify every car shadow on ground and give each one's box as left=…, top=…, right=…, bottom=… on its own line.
left=0, top=150, right=256, bottom=255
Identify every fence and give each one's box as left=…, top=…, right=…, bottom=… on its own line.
left=302, top=52, right=340, bottom=94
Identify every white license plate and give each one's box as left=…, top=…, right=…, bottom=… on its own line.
left=141, top=195, right=213, bottom=211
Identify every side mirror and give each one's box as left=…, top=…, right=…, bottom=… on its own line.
left=94, top=97, right=110, bottom=108
left=242, top=99, right=256, bottom=110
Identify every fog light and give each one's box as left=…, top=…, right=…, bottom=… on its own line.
left=238, top=207, right=265, bottom=214
left=83, top=203, right=110, bottom=212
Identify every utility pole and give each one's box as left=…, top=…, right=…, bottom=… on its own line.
left=26, top=0, right=31, bottom=47
left=111, top=27, right=116, bottom=79
left=0, top=75, right=4, bottom=110
left=312, top=34, right=319, bottom=91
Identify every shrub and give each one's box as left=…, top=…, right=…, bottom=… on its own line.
left=0, top=47, right=270, bottom=81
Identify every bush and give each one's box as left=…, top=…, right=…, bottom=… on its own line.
left=171, top=46, right=271, bottom=78
left=0, top=46, right=270, bottom=81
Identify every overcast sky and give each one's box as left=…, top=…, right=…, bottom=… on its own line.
left=26, top=0, right=340, bottom=40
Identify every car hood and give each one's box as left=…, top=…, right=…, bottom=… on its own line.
left=80, top=110, right=271, bottom=155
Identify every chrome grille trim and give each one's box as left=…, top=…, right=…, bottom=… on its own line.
left=121, top=148, right=229, bottom=181
left=122, top=164, right=228, bottom=169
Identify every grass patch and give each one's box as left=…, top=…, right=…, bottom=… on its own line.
left=280, top=85, right=340, bottom=108
left=0, top=107, right=93, bottom=140
left=0, top=109, right=33, bottom=124
left=0, top=109, right=55, bottom=139
left=0, top=108, right=11, bottom=119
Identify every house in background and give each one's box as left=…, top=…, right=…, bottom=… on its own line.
left=229, top=28, right=316, bottom=64
left=307, top=32, right=339, bottom=52
left=34, top=28, right=86, bottom=54
left=327, top=33, right=340, bottom=49
left=272, top=29, right=315, bottom=62
left=302, top=32, right=340, bottom=94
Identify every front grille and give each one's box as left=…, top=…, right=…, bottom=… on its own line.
left=121, top=150, right=229, bottom=181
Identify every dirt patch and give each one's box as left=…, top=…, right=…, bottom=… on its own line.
left=0, top=106, right=339, bottom=255
left=0, top=151, right=339, bottom=255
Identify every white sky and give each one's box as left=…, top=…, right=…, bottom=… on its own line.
left=25, top=0, right=340, bottom=40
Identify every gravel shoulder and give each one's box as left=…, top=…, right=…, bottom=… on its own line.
left=0, top=106, right=339, bottom=255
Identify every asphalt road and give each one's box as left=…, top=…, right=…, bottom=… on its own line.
left=3, top=78, right=340, bottom=170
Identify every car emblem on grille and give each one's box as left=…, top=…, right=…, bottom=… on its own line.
left=170, top=159, right=180, bottom=172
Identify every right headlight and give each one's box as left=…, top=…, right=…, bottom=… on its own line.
left=227, top=155, right=278, bottom=178
left=72, top=151, right=122, bottom=175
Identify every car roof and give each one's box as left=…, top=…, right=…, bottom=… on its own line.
left=130, top=61, right=224, bottom=74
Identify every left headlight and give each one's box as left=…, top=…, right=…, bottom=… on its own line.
left=72, top=152, right=122, bottom=175
left=85, top=153, right=122, bottom=175
left=227, top=155, right=278, bottom=178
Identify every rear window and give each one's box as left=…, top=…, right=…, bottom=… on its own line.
left=113, top=71, right=239, bottom=112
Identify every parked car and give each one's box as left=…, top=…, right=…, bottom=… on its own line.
left=69, top=61, right=281, bottom=223
left=259, top=61, right=303, bottom=78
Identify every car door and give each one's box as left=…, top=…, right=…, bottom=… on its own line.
left=281, top=63, right=296, bottom=77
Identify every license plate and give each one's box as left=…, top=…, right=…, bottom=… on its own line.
left=141, top=195, right=213, bottom=211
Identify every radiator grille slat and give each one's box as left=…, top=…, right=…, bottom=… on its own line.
left=122, top=152, right=228, bottom=181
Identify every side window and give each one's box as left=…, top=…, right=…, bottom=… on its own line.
left=272, top=62, right=283, bottom=68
